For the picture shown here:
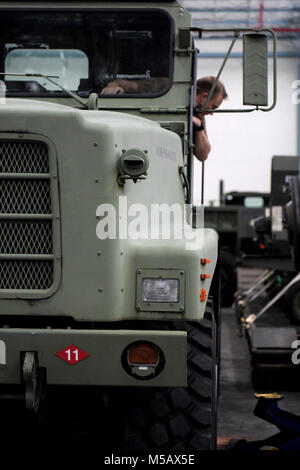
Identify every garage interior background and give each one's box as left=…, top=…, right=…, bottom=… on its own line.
left=181, top=0, right=300, bottom=206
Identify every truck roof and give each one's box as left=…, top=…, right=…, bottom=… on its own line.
left=0, top=0, right=177, bottom=4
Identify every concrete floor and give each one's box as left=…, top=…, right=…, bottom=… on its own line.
left=217, top=307, right=300, bottom=445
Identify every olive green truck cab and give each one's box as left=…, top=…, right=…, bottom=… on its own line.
left=0, top=1, right=275, bottom=450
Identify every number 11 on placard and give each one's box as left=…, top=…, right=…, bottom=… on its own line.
left=65, top=348, right=79, bottom=362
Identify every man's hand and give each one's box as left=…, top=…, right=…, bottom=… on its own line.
left=101, top=85, right=125, bottom=95
left=192, top=115, right=203, bottom=129
left=101, top=79, right=139, bottom=95
left=192, top=115, right=210, bottom=162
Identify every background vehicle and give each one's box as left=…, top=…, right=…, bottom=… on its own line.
left=234, top=156, right=300, bottom=384
left=204, top=156, right=299, bottom=307
left=0, top=0, right=275, bottom=450
left=203, top=188, right=270, bottom=306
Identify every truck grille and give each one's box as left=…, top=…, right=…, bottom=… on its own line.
left=0, top=141, right=49, bottom=173
left=0, top=180, right=51, bottom=214
left=0, top=260, right=53, bottom=290
left=0, top=140, right=55, bottom=292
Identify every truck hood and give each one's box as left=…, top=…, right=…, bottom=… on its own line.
left=0, top=98, right=160, bottom=131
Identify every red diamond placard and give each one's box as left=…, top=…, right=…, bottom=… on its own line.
left=56, top=344, right=89, bottom=365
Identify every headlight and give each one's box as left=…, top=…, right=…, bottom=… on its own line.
left=136, top=269, right=185, bottom=313
left=142, top=278, right=179, bottom=303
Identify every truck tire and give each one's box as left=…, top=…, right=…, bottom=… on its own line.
left=124, top=298, right=218, bottom=451
left=220, top=251, right=237, bottom=307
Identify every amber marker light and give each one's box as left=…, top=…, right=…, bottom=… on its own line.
left=128, top=343, right=159, bottom=365
left=122, top=341, right=165, bottom=380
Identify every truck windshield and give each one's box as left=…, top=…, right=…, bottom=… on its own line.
left=0, top=9, right=173, bottom=98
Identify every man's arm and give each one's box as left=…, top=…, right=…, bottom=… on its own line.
left=192, top=115, right=211, bottom=162
left=101, top=79, right=138, bottom=94
left=101, top=78, right=169, bottom=95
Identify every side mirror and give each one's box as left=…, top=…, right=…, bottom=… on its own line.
left=243, top=34, right=268, bottom=106
left=191, top=27, right=277, bottom=113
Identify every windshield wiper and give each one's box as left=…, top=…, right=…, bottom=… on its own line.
left=0, top=72, right=89, bottom=109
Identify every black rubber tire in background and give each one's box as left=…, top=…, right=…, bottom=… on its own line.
left=124, top=297, right=218, bottom=451
left=219, top=251, right=237, bottom=307
left=286, top=176, right=300, bottom=271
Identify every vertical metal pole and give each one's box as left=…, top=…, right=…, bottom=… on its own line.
left=219, top=179, right=224, bottom=205
left=201, top=162, right=205, bottom=205
left=258, top=1, right=264, bottom=28
left=298, top=64, right=300, bottom=161
left=188, top=48, right=199, bottom=206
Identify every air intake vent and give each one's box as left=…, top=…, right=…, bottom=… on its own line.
left=0, top=260, right=53, bottom=290
left=0, top=138, right=59, bottom=295
left=0, top=220, right=52, bottom=254
left=0, top=180, right=51, bottom=214
left=0, top=141, right=49, bottom=173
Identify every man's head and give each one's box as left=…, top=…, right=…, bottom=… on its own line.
left=195, top=76, right=228, bottom=116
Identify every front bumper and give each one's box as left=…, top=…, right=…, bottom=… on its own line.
left=0, top=328, right=187, bottom=387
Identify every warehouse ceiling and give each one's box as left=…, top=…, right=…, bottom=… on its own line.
left=181, top=0, right=300, bottom=50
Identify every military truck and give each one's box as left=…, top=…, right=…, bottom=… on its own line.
left=0, top=0, right=275, bottom=451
